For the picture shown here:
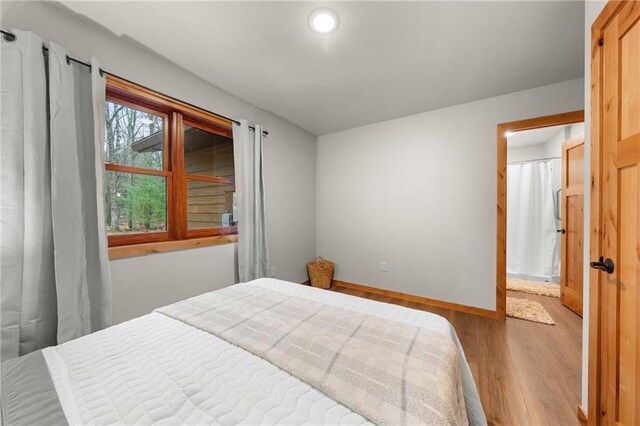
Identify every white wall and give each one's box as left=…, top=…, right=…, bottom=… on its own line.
left=543, top=128, right=568, bottom=159
left=317, top=78, right=584, bottom=310
left=542, top=123, right=585, bottom=158
left=582, top=0, right=607, bottom=410
left=570, top=122, right=586, bottom=138
left=548, top=130, right=563, bottom=224
left=0, top=1, right=317, bottom=323
left=110, top=244, right=236, bottom=323
left=506, top=122, right=585, bottom=164
left=506, top=144, right=546, bottom=162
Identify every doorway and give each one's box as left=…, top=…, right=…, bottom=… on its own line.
left=505, top=121, right=585, bottom=320
left=496, top=110, right=584, bottom=320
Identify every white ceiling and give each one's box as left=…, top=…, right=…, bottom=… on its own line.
left=58, top=1, right=585, bottom=136
left=507, top=125, right=566, bottom=148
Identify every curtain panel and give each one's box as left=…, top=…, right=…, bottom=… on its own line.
left=0, top=30, right=111, bottom=362
left=506, top=160, right=559, bottom=280
left=233, top=120, right=270, bottom=282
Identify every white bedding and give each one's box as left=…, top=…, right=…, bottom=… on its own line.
left=42, top=278, right=486, bottom=425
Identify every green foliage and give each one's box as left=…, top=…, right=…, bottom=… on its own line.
left=123, top=175, right=166, bottom=230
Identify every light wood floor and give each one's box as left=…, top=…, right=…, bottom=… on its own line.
left=330, top=285, right=583, bottom=426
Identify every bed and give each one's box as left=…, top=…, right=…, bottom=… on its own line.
left=1, top=278, right=486, bottom=425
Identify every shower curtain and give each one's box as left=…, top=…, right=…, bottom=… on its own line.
left=506, top=160, right=560, bottom=280
left=0, top=30, right=111, bottom=362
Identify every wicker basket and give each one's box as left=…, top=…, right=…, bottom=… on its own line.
left=307, top=257, right=334, bottom=289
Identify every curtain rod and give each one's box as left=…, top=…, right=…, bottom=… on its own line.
left=507, top=156, right=560, bottom=165
left=1, top=29, right=268, bottom=137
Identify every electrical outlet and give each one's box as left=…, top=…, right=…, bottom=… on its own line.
left=380, top=262, right=388, bottom=272
left=270, top=266, right=276, bottom=277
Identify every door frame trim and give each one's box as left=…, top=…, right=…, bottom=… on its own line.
left=496, top=110, right=584, bottom=320
left=587, top=2, right=626, bottom=424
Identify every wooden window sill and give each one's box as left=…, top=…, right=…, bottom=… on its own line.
left=109, top=234, right=239, bottom=260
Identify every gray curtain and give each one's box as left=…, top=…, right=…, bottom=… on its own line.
left=0, top=30, right=111, bottom=362
left=233, top=120, right=270, bottom=282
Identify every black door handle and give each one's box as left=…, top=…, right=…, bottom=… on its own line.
left=590, top=256, right=614, bottom=274
left=557, top=229, right=566, bottom=234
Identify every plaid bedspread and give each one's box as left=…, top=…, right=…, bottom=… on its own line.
left=156, top=283, right=468, bottom=426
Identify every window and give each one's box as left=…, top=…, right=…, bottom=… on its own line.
left=104, top=76, right=237, bottom=247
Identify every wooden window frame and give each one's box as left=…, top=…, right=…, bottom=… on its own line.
left=105, top=75, right=237, bottom=251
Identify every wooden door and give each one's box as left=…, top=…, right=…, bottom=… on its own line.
left=560, top=137, right=585, bottom=316
left=590, top=1, right=640, bottom=424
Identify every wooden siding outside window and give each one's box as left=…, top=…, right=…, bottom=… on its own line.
left=104, top=75, right=237, bottom=254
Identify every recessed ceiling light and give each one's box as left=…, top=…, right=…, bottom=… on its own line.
left=309, top=8, right=338, bottom=34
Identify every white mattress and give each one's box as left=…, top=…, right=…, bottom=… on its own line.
left=42, top=278, right=485, bottom=425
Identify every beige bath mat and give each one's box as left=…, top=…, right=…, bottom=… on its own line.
left=507, top=278, right=560, bottom=298
left=506, top=297, right=555, bottom=325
